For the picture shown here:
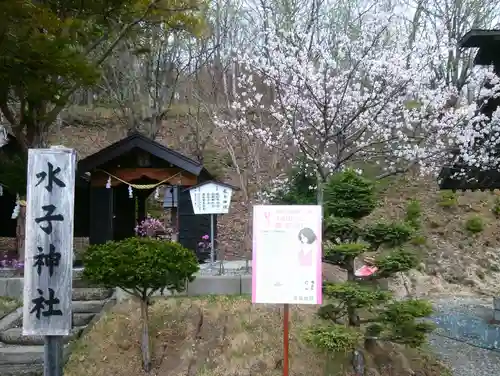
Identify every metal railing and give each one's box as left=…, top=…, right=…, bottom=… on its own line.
left=198, top=256, right=252, bottom=276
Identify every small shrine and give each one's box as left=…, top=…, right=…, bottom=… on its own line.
left=0, top=131, right=220, bottom=256
left=0, top=131, right=23, bottom=240
left=74, top=131, right=215, bottom=252
left=439, top=29, right=500, bottom=191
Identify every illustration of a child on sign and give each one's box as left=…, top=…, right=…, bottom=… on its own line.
left=297, top=227, right=317, bottom=266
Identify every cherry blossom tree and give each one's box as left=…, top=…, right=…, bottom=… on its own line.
left=214, top=5, right=499, bottom=203
left=405, top=0, right=500, bottom=95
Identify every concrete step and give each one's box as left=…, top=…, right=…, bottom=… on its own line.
left=0, top=345, right=44, bottom=365
left=0, top=308, right=22, bottom=331
left=1, top=305, right=104, bottom=330
left=72, top=279, right=102, bottom=288
left=0, top=344, right=71, bottom=365
left=0, top=363, right=42, bottom=376
left=72, top=300, right=106, bottom=314
left=1, top=315, right=94, bottom=333
left=0, top=326, right=84, bottom=346
left=5, top=314, right=96, bottom=330
left=71, top=288, right=114, bottom=301
left=73, top=312, right=94, bottom=327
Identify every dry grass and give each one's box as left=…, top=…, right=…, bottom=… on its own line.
left=0, top=296, right=20, bottom=319
left=369, top=175, right=500, bottom=296
left=64, top=296, right=449, bottom=376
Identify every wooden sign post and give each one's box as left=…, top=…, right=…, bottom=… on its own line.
left=283, top=303, right=289, bottom=376
left=186, top=181, right=237, bottom=266
left=22, top=148, right=76, bottom=376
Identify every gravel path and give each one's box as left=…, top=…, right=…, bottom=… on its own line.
left=428, top=333, right=500, bottom=376
left=428, top=296, right=500, bottom=376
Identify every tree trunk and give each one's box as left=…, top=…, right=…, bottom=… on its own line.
left=16, top=204, right=26, bottom=262
left=346, top=257, right=360, bottom=327
left=316, top=171, right=324, bottom=206
left=140, top=299, right=152, bottom=372
left=351, top=349, right=365, bottom=376
left=346, top=257, right=355, bottom=281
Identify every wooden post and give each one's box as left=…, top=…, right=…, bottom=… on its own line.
left=210, top=213, right=215, bottom=265
left=252, top=205, right=323, bottom=376
left=137, top=190, right=147, bottom=224
left=44, top=336, right=64, bottom=376
left=22, top=148, right=76, bottom=376
left=283, top=304, right=289, bottom=376
left=16, top=204, right=26, bottom=261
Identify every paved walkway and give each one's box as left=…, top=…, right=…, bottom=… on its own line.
left=429, top=297, right=500, bottom=376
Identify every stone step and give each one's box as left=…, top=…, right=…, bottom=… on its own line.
left=0, top=344, right=70, bottom=365
left=0, top=363, right=42, bottom=376
left=2, top=305, right=104, bottom=330
left=5, top=313, right=94, bottom=330
left=72, top=269, right=84, bottom=279
left=0, top=308, right=23, bottom=331
left=0, top=326, right=84, bottom=346
left=72, top=279, right=101, bottom=288
left=73, top=312, right=94, bottom=327
left=71, top=288, right=114, bottom=301
left=0, top=345, right=45, bottom=365
left=72, top=300, right=106, bottom=314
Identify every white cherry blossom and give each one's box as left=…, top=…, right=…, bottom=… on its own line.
left=214, top=10, right=500, bottom=200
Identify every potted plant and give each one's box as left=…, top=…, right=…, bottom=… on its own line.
left=0, top=254, right=24, bottom=277
left=196, top=234, right=216, bottom=263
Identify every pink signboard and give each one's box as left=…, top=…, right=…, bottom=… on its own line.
left=252, top=205, right=323, bottom=305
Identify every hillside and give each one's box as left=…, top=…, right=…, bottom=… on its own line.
left=3, top=111, right=500, bottom=376
left=371, top=176, right=500, bottom=296
left=64, top=296, right=449, bottom=376
left=27, top=108, right=500, bottom=294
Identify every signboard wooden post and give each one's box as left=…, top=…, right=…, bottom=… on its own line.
left=22, top=148, right=76, bottom=376
left=252, top=205, right=323, bottom=376
left=187, top=181, right=236, bottom=265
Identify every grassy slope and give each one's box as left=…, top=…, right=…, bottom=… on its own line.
left=370, top=175, right=500, bottom=296
left=64, top=296, right=449, bottom=376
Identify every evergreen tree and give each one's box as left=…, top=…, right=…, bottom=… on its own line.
left=269, top=156, right=317, bottom=204
left=306, top=170, right=434, bottom=355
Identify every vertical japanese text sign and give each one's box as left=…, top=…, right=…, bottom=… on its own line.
left=23, top=148, right=76, bottom=336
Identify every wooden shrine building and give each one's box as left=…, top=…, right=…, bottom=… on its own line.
left=74, top=132, right=215, bottom=252
left=0, top=131, right=216, bottom=255
left=0, top=132, right=216, bottom=253
left=439, top=29, right=500, bottom=191
left=0, top=132, right=22, bottom=239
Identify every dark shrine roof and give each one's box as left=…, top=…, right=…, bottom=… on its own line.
left=459, top=29, right=500, bottom=66
left=77, top=131, right=210, bottom=177
left=0, top=133, right=22, bottom=155
left=183, top=180, right=240, bottom=192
